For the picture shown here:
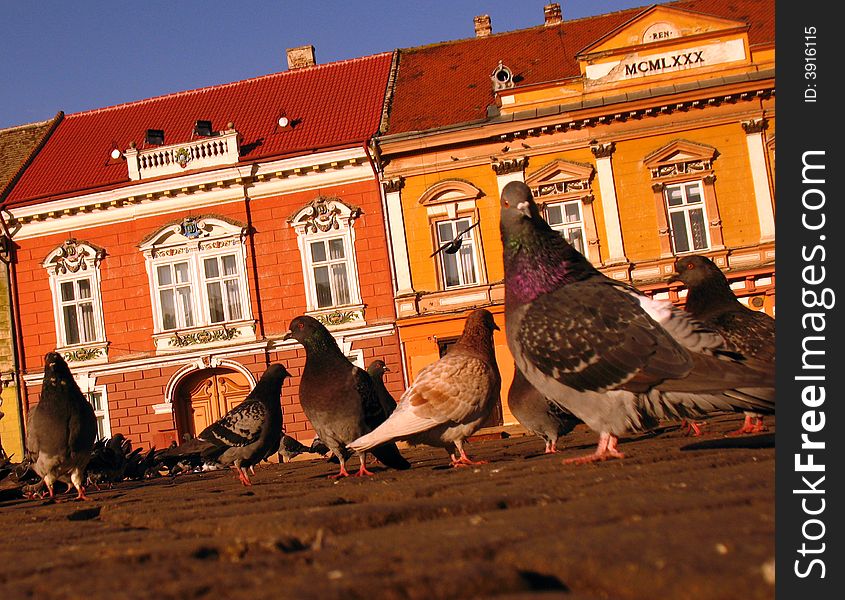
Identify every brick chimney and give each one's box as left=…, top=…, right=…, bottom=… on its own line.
left=286, top=45, right=316, bottom=70
left=544, top=3, right=562, bottom=26
left=474, top=14, right=492, bottom=37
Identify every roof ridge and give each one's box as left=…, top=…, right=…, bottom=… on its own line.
left=399, top=2, right=654, bottom=54
left=0, top=117, right=58, bottom=134
left=65, top=51, right=392, bottom=121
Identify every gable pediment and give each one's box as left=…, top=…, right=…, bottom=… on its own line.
left=579, top=6, right=750, bottom=87
left=581, top=6, right=748, bottom=56
left=525, top=160, right=594, bottom=195
left=643, top=139, right=718, bottom=178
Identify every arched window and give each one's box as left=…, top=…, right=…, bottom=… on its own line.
left=139, top=215, right=254, bottom=351
left=419, top=179, right=486, bottom=290
left=43, top=238, right=108, bottom=363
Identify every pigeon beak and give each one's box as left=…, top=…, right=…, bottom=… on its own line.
left=383, top=366, right=391, bottom=373
left=282, top=330, right=293, bottom=341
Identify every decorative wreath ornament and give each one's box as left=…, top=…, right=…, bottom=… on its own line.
left=174, top=147, right=192, bottom=168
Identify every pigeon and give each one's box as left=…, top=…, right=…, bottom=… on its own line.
left=349, top=309, right=502, bottom=467
left=283, top=315, right=410, bottom=478
left=86, top=434, right=132, bottom=489
left=508, top=367, right=580, bottom=454
left=276, top=434, right=336, bottom=463
left=157, top=364, right=289, bottom=485
left=669, top=254, right=776, bottom=435
left=498, top=181, right=775, bottom=463
left=367, top=359, right=397, bottom=416
left=25, top=352, right=98, bottom=500
left=430, top=221, right=481, bottom=257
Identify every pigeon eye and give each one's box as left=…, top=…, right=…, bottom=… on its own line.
left=297, top=322, right=304, bottom=330
left=502, top=200, right=510, bottom=208
left=686, top=263, right=694, bottom=270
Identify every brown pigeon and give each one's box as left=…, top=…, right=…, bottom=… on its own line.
left=349, top=309, right=501, bottom=467
left=25, top=352, right=97, bottom=500
left=499, top=181, right=774, bottom=463
left=283, top=316, right=410, bottom=478
left=508, top=367, right=580, bottom=454
left=669, top=254, right=775, bottom=434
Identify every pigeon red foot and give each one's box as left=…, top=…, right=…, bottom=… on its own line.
left=729, top=414, right=767, bottom=436
left=563, top=432, right=625, bottom=465
left=450, top=448, right=487, bottom=468
left=679, top=419, right=705, bottom=437
left=544, top=440, right=558, bottom=454
left=328, top=464, right=352, bottom=479
left=233, top=466, right=252, bottom=486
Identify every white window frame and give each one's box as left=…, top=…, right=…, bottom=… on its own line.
left=43, top=239, right=108, bottom=363
left=288, top=196, right=365, bottom=327
left=140, top=216, right=255, bottom=351
left=435, top=217, right=481, bottom=289
left=543, top=199, right=588, bottom=256
left=664, top=180, right=711, bottom=254
left=85, top=386, right=112, bottom=441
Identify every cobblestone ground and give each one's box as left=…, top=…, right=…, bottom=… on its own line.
left=0, top=413, right=774, bottom=600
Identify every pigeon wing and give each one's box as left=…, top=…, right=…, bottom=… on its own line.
left=199, top=401, right=267, bottom=449
left=516, top=280, right=694, bottom=394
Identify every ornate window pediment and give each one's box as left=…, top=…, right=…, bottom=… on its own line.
left=43, top=239, right=106, bottom=275
left=643, top=139, right=718, bottom=179
left=139, top=215, right=247, bottom=256
left=287, top=196, right=362, bottom=235
left=525, top=160, right=595, bottom=200
left=418, top=180, right=483, bottom=206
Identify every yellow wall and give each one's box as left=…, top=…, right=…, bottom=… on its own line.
left=0, top=385, right=23, bottom=460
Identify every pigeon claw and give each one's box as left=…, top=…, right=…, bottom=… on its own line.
left=563, top=432, right=625, bottom=465
left=328, top=465, right=352, bottom=479
left=680, top=420, right=705, bottom=437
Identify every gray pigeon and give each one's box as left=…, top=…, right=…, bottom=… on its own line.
left=349, top=309, right=502, bottom=467
left=25, top=352, right=97, bottom=500
left=276, top=434, right=333, bottom=463
left=508, top=367, right=580, bottom=454
left=283, top=316, right=410, bottom=478
left=669, top=254, right=775, bottom=434
left=498, top=181, right=775, bottom=463
left=158, top=364, right=289, bottom=485
left=367, top=359, right=397, bottom=416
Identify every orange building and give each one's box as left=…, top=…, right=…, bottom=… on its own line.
left=374, top=0, right=775, bottom=425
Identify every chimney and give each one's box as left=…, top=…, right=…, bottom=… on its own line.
left=474, top=14, right=492, bottom=37
left=286, top=45, right=316, bottom=70
left=544, top=3, right=562, bottom=26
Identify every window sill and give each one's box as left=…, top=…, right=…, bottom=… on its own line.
left=58, top=342, right=110, bottom=365
left=153, top=320, right=257, bottom=353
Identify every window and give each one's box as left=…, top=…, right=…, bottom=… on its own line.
left=86, top=389, right=111, bottom=440
left=544, top=200, right=587, bottom=255
left=140, top=216, right=254, bottom=350
left=436, top=218, right=479, bottom=288
left=289, top=196, right=364, bottom=324
left=308, top=237, right=352, bottom=309
left=43, top=239, right=108, bottom=361
left=664, top=181, right=710, bottom=253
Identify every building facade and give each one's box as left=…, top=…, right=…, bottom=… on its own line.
left=375, top=0, right=775, bottom=425
left=2, top=51, right=404, bottom=450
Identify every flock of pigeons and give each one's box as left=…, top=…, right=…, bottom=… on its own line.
left=14, top=182, right=775, bottom=500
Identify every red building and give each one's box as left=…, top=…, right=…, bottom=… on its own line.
left=1, top=49, right=403, bottom=450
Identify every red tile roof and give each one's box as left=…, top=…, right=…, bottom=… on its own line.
left=6, top=53, right=394, bottom=207
left=385, top=0, right=774, bottom=136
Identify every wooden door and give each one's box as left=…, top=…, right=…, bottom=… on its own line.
left=175, top=368, right=252, bottom=440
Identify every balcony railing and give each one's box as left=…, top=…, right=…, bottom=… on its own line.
left=124, top=129, right=240, bottom=181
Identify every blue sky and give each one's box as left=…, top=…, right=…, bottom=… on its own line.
left=1, top=1, right=661, bottom=130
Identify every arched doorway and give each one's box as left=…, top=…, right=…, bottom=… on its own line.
left=174, top=367, right=252, bottom=439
